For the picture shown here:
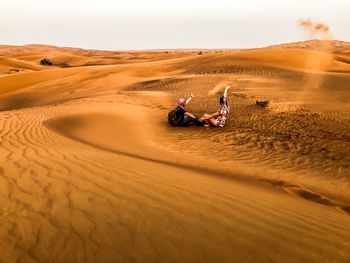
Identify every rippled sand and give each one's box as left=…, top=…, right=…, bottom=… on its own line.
left=0, top=42, right=350, bottom=262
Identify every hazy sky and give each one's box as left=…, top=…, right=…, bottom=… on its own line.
left=0, top=0, right=349, bottom=50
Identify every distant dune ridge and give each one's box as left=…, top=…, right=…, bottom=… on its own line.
left=0, top=40, right=350, bottom=263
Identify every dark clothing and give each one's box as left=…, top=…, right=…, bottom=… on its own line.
left=175, top=106, right=186, bottom=124
left=180, top=117, right=205, bottom=127
left=180, top=117, right=195, bottom=127
left=173, top=106, right=204, bottom=127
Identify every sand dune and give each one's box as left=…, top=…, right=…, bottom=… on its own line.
left=0, top=44, right=192, bottom=69
left=0, top=57, right=45, bottom=75
left=268, top=39, right=350, bottom=52
left=0, top=41, right=350, bottom=262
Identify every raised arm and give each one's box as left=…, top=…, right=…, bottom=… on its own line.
left=185, top=93, right=194, bottom=105
left=223, top=85, right=231, bottom=98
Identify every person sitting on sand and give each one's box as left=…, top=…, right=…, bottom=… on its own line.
left=200, top=86, right=231, bottom=127
left=168, top=94, right=203, bottom=127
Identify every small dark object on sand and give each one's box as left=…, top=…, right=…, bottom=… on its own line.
left=40, top=58, right=53, bottom=66
left=256, top=100, right=270, bottom=107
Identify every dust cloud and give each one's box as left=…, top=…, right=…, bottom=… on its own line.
left=298, top=19, right=334, bottom=105
left=299, top=19, right=332, bottom=40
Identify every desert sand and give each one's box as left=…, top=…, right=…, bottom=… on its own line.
left=0, top=41, right=350, bottom=263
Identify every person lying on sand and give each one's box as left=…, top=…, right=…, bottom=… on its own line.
left=168, top=94, right=204, bottom=127
left=200, top=85, right=231, bottom=127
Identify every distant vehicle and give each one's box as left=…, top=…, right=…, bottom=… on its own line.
left=40, top=58, right=53, bottom=65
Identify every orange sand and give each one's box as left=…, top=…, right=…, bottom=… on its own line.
left=0, top=41, right=350, bottom=263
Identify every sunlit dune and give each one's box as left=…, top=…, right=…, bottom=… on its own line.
left=0, top=41, right=349, bottom=263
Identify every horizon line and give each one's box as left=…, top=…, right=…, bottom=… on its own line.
left=0, top=38, right=348, bottom=52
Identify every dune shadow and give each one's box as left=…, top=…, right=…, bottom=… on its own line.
left=261, top=178, right=350, bottom=215
left=43, top=115, right=256, bottom=185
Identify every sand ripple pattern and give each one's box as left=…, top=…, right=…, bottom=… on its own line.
left=0, top=98, right=350, bottom=263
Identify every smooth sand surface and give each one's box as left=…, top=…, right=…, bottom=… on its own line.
left=0, top=41, right=350, bottom=263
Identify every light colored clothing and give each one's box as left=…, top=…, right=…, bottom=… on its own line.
left=215, top=105, right=229, bottom=127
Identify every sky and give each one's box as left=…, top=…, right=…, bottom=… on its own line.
left=0, top=0, right=349, bottom=50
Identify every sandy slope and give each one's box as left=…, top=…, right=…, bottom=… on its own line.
left=0, top=41, right=350, bottom=262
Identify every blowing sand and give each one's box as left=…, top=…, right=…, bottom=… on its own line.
left=0, top=41, right=350, bottom=263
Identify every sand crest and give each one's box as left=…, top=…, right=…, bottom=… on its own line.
left=0, top=42, right=349, bottom=262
